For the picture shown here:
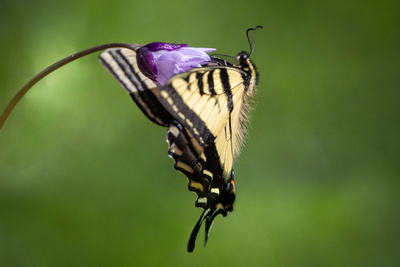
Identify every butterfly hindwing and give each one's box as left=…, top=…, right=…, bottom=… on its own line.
left=166, top=119, right=235, bottom=252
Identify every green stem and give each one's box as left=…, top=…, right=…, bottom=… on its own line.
left=0, top=43, right=137, bottom=130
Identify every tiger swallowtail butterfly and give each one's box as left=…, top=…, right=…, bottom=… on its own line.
left=98, top=28, right=261, bottom=252
left=0, top=26, right=262, bottom=252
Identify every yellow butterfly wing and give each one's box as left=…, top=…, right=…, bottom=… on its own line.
left=160, top=66, right=251, bottom=179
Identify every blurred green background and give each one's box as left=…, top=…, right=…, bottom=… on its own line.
left=1, top=0, right=399, bottom=265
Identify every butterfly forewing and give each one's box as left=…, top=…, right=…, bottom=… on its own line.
left=160, top=66, right=251, bottom=178
left=99, top=46, right=173, bottom=126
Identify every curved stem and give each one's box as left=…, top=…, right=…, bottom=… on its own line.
left=0, top=43, right=137, bottom=130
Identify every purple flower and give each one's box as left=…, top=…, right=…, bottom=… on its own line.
left=136, top=42, right=216, bottom=88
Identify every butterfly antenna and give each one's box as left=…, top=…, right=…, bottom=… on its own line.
left=246, top=25, right=263, bottom=57
left=210, top=53, right=235, bottom=59
left=0, top=43, right=138, bottom=131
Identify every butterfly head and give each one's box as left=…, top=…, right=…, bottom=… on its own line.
left=236, top=51, right=251, bottom=68
left=233, top=25, right=262, bottom=77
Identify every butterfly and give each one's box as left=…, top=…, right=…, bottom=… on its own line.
left=98, top=26, right=261, bottom=252
left=0, top=26, right=261, bottom=253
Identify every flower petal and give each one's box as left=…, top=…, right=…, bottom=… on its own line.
left=136, top=47, right=158, bottom=80
left=144, top=42, right=188, bottom=52
left=136, top=42, right=216, bottom=88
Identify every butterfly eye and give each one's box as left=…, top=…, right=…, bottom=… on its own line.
left=240, top=53, right=248, bottom=63
left=237, top=52, right=249, bottom=66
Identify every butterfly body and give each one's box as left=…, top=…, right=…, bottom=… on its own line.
left=99, top=44, right=258, bottom=252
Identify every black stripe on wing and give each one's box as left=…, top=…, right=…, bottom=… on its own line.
left=160, top=84, right=213, bottom=146
left=220, top=68, right=233, bottom=112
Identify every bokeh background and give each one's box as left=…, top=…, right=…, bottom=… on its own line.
left=1, top=0, right=399, bottom=265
